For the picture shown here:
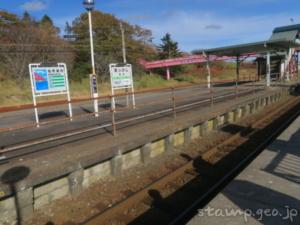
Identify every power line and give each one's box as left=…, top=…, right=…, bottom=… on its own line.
left=0, top=43, right=155, bottom=48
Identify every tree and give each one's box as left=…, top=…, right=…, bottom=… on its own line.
left=0, top=10, right=18, bottom=26
left=70, top=10, right=156, bottom=82
left=39, top=14, right=60, bottom=35
left=157, top=33, right=182, bottom=78
left=64, top=22, right=72, bottom=35
left=40, top=14, right=53, bottom=26
left=22, top=11, right=32, bottom=24
left=0, top=11, right=74, bottom=84
left=158, top=33, right=181, bottom=59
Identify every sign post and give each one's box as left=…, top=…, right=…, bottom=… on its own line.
left=90, top=74, right=99, bottom=116
left=29, top=63, right=73, bottom=127
left=109, top=63, right=135, bottom=110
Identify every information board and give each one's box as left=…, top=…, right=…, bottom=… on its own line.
left=90, top=74, right=98, bottom=94
left=31, top=66, right=67, bottom=94
left=29, top=63, right=72, bottom=127
left=109, top=64, right=133, bottom=89
left=109, top=63, right=135, bottom=110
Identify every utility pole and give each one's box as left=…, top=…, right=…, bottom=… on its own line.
left=120, top=22, right=127, bottom=64
left=120, top=22, right=130, bottom=107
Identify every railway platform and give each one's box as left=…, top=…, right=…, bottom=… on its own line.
left=187, top=115, right=300, bottom=225
left=0, top=84, right=292, bottom=224
left=0, top=83, right=255, bottom=147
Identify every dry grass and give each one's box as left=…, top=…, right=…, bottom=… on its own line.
left=0, top=63, right=257, bottom=107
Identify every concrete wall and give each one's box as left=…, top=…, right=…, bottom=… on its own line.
left=0, top=90, right=290, bottom=224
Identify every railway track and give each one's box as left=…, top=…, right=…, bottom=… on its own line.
left=0, top=88, right=259, bottom=162
left=78, top=95, right=300, bottom=225
left=0, top=79, right=256, bottom=114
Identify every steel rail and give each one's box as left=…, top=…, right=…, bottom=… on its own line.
left=0, top=86, right=219, bottom=130
left=0, top=85, right=258, bottom=133
left=168, top=99, right=300, bottom=225
left=0, top=88, right=212, bottom=132
left=0, top=88, right=259, bottom=158
left=0, top=79, right=257, bottom=113
left=81, top=94, right=300, bottom=225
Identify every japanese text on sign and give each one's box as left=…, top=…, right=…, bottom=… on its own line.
left=109, top=64, right=133, bottom=88
left=31, top=67, right=67, bottom=94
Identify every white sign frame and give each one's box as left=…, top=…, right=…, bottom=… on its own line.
left=29, top=63, right=73, bottom=127
left=109, top=63, right=136, bottom=110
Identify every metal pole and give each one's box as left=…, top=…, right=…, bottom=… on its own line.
left=111, top=91, right=116, bottom=111
left=203, top=52, right=211, bottom=88
left=207, top=63, right=211, bottom=89
left=166, top=67, right=171, bottom=80
left=235, top=56, right=240, bottom=99
left=64, top=63, right=73, bottom=121
left=88, top=10, right=99, bottom=117
left=287, top=50, right=291, bottom=81
left=120, top=22, right=127, bottom=64
left=252, top=77, right=255, bottom=95
left=110, top=95, right=117, bottom=136
left=297, top=52, right=299, bottom=81
left=111, top=109, right=117, bottom=136
left=29, top=65, right=40, bottom=128
left=210, top=86, right=214, bottom=107
left=120, top=22, right=130, bottom=108
left=33, top=96, right=40, bottom=128
left=253, top=62, right=257, bottom=95
left=266, top=52, right=271, bottom=87
left=131, top=85, right=136, bottom=109
left=280, top=60, right=285, bottom=81
left=172, top=87, right=177, bottom=119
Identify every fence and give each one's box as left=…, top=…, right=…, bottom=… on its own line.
left=0, top=77, right=265, bottom=135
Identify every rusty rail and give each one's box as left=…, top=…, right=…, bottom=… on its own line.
left=0, top=78, right=259, bottom=134
left=82, top=95, right=300, bottom=225
left=0, top=86, right=260, bottom=157
left=0, top=86, right=258, bottom=134
left=0, top=78, right=257, bottom=113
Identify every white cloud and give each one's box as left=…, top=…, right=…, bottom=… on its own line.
left=21, top=1, right=47, bottom=12
left=205, top=24, right=223, bottom=30
left=138, top=11, right=300, bottom=52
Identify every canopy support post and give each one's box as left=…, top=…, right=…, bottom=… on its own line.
left=203, top=52, right=211, bottom=88
left=266, top=52, right=271, bottom=87
left=235, top=56, right=240, bottom=98
left=166, top=67, right=171, bottom=80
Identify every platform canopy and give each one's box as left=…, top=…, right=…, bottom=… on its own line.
left=195, top=39, right=300, bottom=57
left=195, top=24, right=300, bottom=57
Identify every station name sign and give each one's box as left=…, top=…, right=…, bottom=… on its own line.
left=109, top=63, right=133, bottom=89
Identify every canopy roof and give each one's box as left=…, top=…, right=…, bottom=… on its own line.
left=197, top=39, right=300, bottom=57
left=273, top=24, right=300, bottom=34
left=195, top=24, right=300, bottom=57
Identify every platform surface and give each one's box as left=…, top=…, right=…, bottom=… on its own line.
left=0, top=83, right=256, bottom=148
left=0, top=85, right=276, bottom=197
left=187, top=115, right=300, bottom=225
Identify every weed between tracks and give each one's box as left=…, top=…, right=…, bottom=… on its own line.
left=25, top=96, right=296, bottom=225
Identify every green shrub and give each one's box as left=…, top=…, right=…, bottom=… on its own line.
left=135, top=75, right=167, bottom=89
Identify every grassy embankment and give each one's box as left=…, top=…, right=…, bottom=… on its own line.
left=0, top=63, right=256, bottom=107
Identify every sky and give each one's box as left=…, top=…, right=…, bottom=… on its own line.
left=1, top=0, right=300, bottom=52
